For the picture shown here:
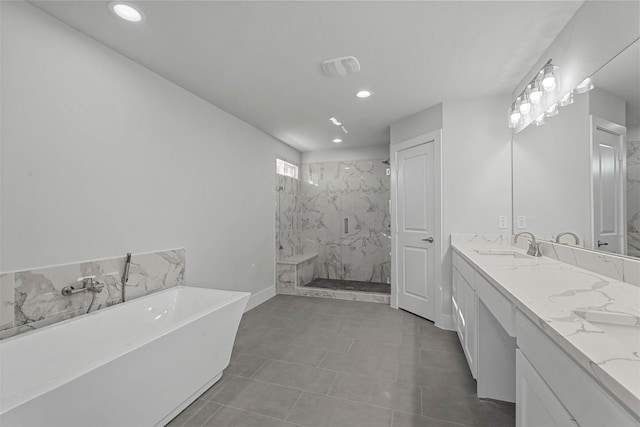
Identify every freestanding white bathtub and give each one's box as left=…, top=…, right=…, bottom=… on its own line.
left=0, top=286, right=250, bottom=427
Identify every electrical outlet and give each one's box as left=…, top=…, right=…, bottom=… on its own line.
left=498, top=216, right=508, bottom=229
left=517, top=216, right=527, bottom=229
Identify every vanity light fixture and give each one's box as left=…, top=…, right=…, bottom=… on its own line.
left=355, top=90, right=372, bottom=99
left=109, top=1, right=145, bottom=22
left=329, top=117, right=342, bottom=126
left=333, top=138, right=342, bottom=143
left=574, top=77, right=594, bottom=94
left=534, top=114, right=546, bottom=126
left=509, top=59, right=558, bottom=129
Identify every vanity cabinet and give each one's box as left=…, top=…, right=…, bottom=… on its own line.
left=452, top=258, right=478, bottom=379
left=516, top=349, right=578, bottom=427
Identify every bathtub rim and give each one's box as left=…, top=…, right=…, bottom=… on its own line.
left=0, top=286, right=250, bottom=415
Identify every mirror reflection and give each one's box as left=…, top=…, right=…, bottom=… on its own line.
left=513, top=40, right=639, bottom=258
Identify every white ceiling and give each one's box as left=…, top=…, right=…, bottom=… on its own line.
left=593, top=40, right=640, bottom=127
left=30, top=0, right=583, bottom=152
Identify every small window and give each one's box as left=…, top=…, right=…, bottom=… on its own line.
left=276, top=158, right=298, bottom=179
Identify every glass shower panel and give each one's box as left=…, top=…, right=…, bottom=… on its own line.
left=339, top=161, right=391, bottom=286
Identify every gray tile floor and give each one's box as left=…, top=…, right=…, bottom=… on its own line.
left=167, top=295, right=514, bottom=427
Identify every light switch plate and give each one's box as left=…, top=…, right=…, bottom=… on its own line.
left=498, top=216, right=508, bottom=229
left=517, top=216, right=527, bottom=229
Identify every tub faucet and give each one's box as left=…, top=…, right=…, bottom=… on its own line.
left=555, top=232, right=580, bottom=245
left=514, top=232, right=542, bottom=257
left=61, top=276, right=105, bottom=296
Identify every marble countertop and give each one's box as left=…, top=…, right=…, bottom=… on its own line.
left=451, top=242, right=640, bottom=418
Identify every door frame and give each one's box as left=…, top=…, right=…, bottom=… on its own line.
left=589, top=115, right=627, bottom=254
left=390, top=130, right=443, bottom=319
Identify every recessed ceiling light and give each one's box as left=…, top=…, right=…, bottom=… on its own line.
left=109, top=2, right=145, bottom=23
left=333, top=138, right=342, bottom=143
left=355, top=90, right=372, bottom=99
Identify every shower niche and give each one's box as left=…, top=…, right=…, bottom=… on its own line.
left=298, top=160, right=391, bottom=293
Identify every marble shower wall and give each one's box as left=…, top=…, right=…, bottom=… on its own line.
left=627, top=141, right=640, bottom=257
left=301, top=160, right=391, bottom=283
left=276, top=172, right=302, bottom=260
left=0, top=248, right=185, bottom=339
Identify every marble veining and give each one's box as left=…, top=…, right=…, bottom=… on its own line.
left=451, top=237, right=640, bottom=418
left=300, top=160, right=390, bottom=284
left=0, top=248, right=185, bottom=339
left=276, top=167, right=302, bottom=260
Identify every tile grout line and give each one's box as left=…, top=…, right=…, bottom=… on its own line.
left=220, top=403, right=307, bottom=427
left=198, top=402, right=223, bottom=427
left=283, top=389, right=305, bottom=424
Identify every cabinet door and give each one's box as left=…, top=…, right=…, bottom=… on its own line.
left=516, top=350, right=578, bottom=427
left=462, top=279, right=477, bottom=378
left=452, top=268, right=465, bottom=343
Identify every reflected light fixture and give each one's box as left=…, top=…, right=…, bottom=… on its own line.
left=559, top=91, right=574, bottom=107
left=545, top=103, right=559, bottom=118
left=333, top=138, right=342, bottom=143
left=575, top=77, right=594, bottom=94
left=329, top=117, right=342, bottom=126
left=355, top=90, right=372, bottom=99
left=109, top=1, right=145, bottom=22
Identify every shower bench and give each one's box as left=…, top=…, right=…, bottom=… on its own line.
left=276, top=253, right=318, bottom=294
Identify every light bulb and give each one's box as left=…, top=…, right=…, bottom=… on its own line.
left=510, top=109, right=521, bottom=125
left=542, top=64, right=556, bottom=92
left=529, top=82, right=543, bottom=104
left=109, top=2, right=145, bottom=22
left=355, top=90, right=372, bottom=98
left=333, top=138, right=342, bottom=143
left=519, top=92, right=532, bottom=115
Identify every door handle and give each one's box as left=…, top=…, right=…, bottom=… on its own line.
left=422, top=237, right=434, bottom=243
left=597, top=240, right=608, bottom=247
left=344, top=218, right=348, bottom=234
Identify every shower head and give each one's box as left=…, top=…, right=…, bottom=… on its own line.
left=381, top=159, right=390, bottom=165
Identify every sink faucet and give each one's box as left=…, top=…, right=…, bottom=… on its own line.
left=555, top=232, right=580, bottom=245
left=514, top=232, right=542, bottom=257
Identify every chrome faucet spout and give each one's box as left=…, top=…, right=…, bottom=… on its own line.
left=514, top=232, right=542, bottom=257
left=555, top=232, right=580, bottom=245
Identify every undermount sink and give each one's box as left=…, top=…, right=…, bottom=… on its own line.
left=474, top=249, right=531, bottom=259
left=573, top=310, right=640, bottom=349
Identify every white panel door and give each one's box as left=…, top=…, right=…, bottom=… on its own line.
left=396, top=141, right=435, bottom=320
left=592, top=117, right=626, bottom=254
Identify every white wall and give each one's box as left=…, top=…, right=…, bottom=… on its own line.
left=301, top=144, right=388, bottom=163
left=513, top=93, right=592, bottom=245
left=390, top=95, right=511, bottom=329
left=390, top=104, right=443, bottom=145
left=0, top=2, right=300, bottom=299
left=441, top=94, right=512, bottom=324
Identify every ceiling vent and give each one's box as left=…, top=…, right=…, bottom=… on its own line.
left=321, top=56, right=361, bottom=77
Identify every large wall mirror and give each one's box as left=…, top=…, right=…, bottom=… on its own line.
left=512, top=39, right=639, bottom=258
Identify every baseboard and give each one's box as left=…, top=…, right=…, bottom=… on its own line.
left=245, top=285, right=276, bottom=312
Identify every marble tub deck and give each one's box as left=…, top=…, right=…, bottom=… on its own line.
left=451, top=240, right=640, bottom=419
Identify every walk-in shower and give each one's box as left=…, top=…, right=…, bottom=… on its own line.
left=298, top=159, right=391, bottom=294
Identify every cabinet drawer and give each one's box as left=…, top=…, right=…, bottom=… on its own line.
left=517, top=312, right=638, bottom=427
left=452, top=251, right=476, bottom=290
left=475, top=272, right=515, bottom=337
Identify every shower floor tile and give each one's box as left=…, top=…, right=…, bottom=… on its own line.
left=167, top=295, right=515, bottom=427
left=304, top=278, right=391, bottom=294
